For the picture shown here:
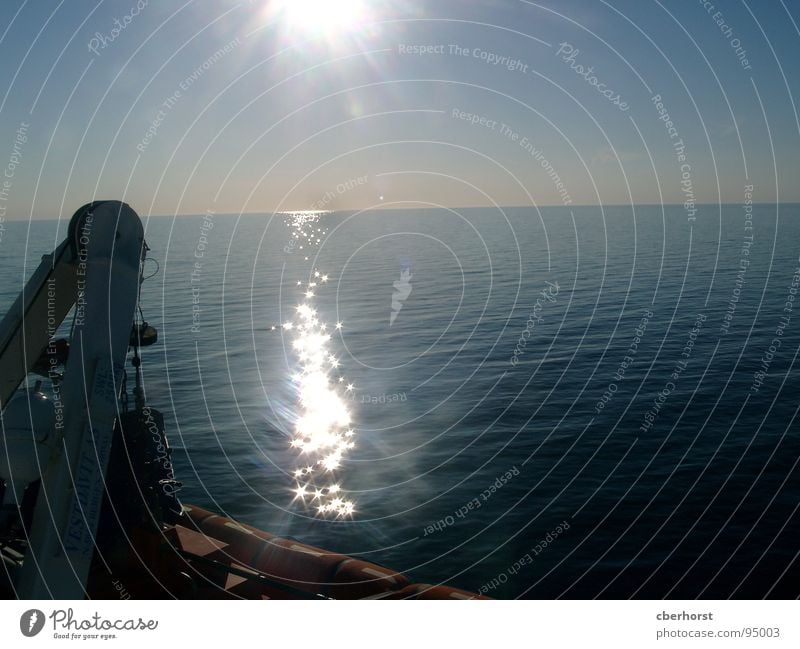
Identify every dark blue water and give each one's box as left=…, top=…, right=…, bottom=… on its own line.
left=2, top=204, right=798, bottom=598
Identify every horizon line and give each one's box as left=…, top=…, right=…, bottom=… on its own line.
left=5, top=200, right=798, bottom=221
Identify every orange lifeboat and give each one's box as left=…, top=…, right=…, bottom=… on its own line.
left=126, top=505, right=488, bottom=600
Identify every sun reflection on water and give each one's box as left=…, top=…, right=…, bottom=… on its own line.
left=282, top=211, right=356, bottom=518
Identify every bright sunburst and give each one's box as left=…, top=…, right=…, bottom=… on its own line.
left=276, top=0, right=368, bottom=37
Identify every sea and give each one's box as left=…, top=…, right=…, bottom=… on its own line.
left=1, top=203, right=798, bottom=598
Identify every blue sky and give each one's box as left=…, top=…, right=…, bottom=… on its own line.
left=0, top=0, right=798, bottom=218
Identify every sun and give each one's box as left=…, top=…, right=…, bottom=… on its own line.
left=277, top=0, right=368, bottom=37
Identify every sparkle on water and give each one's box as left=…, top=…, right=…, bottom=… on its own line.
left=282, top=211, right=356, bottom=518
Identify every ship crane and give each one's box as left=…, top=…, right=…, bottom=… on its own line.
left=0, top=201, right=156, bottom=598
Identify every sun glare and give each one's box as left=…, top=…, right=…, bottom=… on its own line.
left=281, top=211, right=357, bottom=518
left=278, top=0, right=367, bottom=36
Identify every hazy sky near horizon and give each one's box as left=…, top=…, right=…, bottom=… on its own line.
left=0, top=0, right=798, bottom=219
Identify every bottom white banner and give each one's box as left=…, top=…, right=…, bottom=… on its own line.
left=0, top=600, right=797, bottom=648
